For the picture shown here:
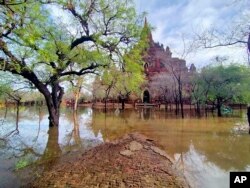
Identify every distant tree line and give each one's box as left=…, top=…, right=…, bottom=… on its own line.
left=91, top=61, right=250, bottom=117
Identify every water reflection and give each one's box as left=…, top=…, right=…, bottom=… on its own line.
left=139, top=108, right=151, bottom=120
left=0, top=107, right=249, bottom=188
left=90, top=108, right=250, bottom=188
left=0, top=107, right=102, bottom=187
left=40, top=126, right=61, bottom=161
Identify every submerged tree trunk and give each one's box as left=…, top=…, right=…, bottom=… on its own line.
left=41, top=126, right=62, bottom=161
left=104, top=84, right=113, bottom=113
left=19, top=71, right=64, bottom=127
left=165, top=103, right=168, bottom=111
left=118, top=94, right=126, bottom=110
left=180, top=101, right=184, bottom=118
left=211, top=101, right=215, bottom=114
left=217, top=106, right=222, bottom=117
left=16, top=100, right=20, bottom=129
left=121, top=99, right=125, bottom=110
left=104, top=98, right=107, bottom=113
left=196, top=101, right=201, bottom=117
left=175, top=99, right=178, bottom=115
left=217, top=98, right=222, bottom=117
left=247, top=106, right=250, bottom=134
left=205, top=103, right=208, bottom=117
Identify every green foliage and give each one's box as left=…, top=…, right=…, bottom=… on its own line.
left=98, top=17, right=149, bottom=99
left=0, top=0, right=144, bottom=86
left=0, top=0, right=146, bottom=124
left=15, top=159, right=29, bottom=170
left=0, top=72, right=13, bottom=100
left=99, top=38, right=147, bottom=99
left=0, top=82, right=10, bottom=99
left=191, top=63, right=250, bottom=106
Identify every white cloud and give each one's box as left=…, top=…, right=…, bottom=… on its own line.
left=135, top=0, right=250, bottom=67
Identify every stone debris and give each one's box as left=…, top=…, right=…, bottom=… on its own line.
left=150, top=146, right=174, bottom=163
left=120, top=150, right=134, bottom=157
left=129, top=141, right=143, bottom=151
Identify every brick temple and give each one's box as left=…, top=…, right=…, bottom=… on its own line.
left=141, top=19, right=196, bottom=103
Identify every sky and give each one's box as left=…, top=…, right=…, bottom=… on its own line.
left=135, top=0, right=250, bottom=68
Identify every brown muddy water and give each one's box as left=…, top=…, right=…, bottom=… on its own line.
left=0, top=106, right=249, bottom=188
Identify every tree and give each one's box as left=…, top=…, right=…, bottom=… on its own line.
left=115, top=69, right=144, bottom=110
left=69, top=76, right=85, bottom=111
left=190, top=72, right=208, bottom=116
left=197, top=64, right=249, bottom=117
left=195, top=0, right=250, bottom=63
left=92, top=76, right=106, bottom=103
left=97, top=27, right=148, bottom=110
left=193, top=0, right=250, bottom=125
left=149, top=74, right=175, bottom=110
left=0, top=0, right=144, bottom=126
left=101, top=66, right=118, bottom=112
left=164, top=60, right=190, bottom=118
left=99, top=60, right=145, bottom=110
left=0, top=76, right=11, bottom=103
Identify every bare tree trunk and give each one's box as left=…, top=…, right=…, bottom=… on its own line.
left=16, top=100, right=20, bottom=129
left=104, top=85, right=112, bottom=113
left=178, top=83, right=184, bottom=118
left=73, top=78, right=83, bottom=112
left=18, top=70, right=64, bottom=127
left=46, top=99, right=60, bottom=127
left=42, top=82, right=64, bottom=127
left=74, top=91, right=80, bottom=112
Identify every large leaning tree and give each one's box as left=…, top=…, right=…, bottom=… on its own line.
left=0, top=0, right=145, bottom=126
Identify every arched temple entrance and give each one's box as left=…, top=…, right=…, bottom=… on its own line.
left=143, top=90, right=150, bottom=103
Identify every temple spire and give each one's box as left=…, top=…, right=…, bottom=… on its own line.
left=143, top=17, right=153, bottom=42
left=144, top=17, right=148, bottom=27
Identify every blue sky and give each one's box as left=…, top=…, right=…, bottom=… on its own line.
left=135, top=0, right=250, bottom=68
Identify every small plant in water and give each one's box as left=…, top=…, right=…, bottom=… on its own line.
left=15, top=159, right=29, bottom=169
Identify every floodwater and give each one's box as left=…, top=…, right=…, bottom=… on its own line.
left=0, top=106, right=249, bottom=188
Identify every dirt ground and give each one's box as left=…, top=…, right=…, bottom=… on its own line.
left=24, top=133, right=190, bottom=188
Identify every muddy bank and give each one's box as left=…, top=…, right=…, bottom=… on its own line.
left=26, top=133, right=189, bottom=187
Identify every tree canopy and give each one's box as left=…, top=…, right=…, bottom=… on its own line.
left=0, top=0, right=146, bottom=126
left=191, top=63, right=250, bottom=116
